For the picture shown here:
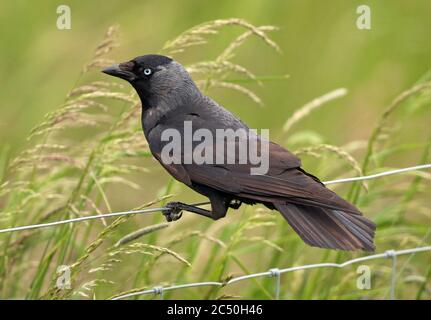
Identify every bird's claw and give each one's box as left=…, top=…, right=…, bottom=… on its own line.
left=229, top=199, right=242, bottom=209
left=163, top=202, right=183, bottom=222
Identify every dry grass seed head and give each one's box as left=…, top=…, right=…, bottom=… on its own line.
left=110, top=243, right=191, bottom=267
left=283, top=88, right=348, bottom=133
left=115, top=223, right=170, bottom=247
left=198, top=80, right=263, bottom=106
left=162, top=18, right=280, bottom=55
left=187, top=61, right=258, bottom=83
left=83, top=24, right=120, bottom=73
left=295, top=143, right=368, bottom=191
left=218, top=26, right=278, bottom=61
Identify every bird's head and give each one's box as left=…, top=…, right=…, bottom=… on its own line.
left=102, top=54, right=197, bottom=108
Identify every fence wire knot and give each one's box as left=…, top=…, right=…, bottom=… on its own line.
left=269, top=268, right=281, bottom=300
left=384, top=250, right=398, bottom=300
left=153, top=286, right=164, bottom=299
left=269, top=268, right=281, bottom=277
left=385, top=250, right=396, bottom=258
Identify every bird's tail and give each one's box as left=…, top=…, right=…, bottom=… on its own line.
left=274, top=203, right=376, bottom=251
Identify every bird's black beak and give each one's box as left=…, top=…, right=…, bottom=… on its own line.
left=102, top=63, right=136, bottom=81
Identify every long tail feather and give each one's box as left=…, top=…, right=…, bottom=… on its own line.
left=274, top=203, right=376, bottom=251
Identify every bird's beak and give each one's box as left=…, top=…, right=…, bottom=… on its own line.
left=102, top=63, right=136, bottom=81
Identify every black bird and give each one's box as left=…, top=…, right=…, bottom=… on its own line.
left=103, top=54, right=376, bottom=251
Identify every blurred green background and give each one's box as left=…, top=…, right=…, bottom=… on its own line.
left=1, top=0, right=430, bottom=153
left=0, top=1, right=430, bottom=299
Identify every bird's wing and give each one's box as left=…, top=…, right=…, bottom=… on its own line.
left=173, top=135, right=355, bottom=212
left=152, top=152, right=192, bottom=186
left=147, top=98, right=359, bottom=213
left=148, top=105, right=375, bottom=251
left=150, top=108, right=357, bottom=213
left=179, top=137, right=376, bottom=251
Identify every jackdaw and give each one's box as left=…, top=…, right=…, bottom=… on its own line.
left=103, top=54, right=376, bottom=251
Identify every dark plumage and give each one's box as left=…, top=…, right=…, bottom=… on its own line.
left=103, top=54, right=376, bottom=251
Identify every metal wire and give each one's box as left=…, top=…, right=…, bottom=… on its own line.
left=0, top=164, right=429, bottom=235
left=112, top=246, right=431, bottom=300
left=0, top=207, right=168, bottom=234
left=0, top=164, right=429, bottom=300
left=323, top=164, right=431, bottom=185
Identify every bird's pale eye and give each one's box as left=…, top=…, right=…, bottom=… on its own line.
left=143, top=68, right=152, bottom=76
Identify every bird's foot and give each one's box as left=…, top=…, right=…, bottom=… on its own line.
left=229, top=199, right=242, bottom=209
left=163, top=202, right=183, bottom=222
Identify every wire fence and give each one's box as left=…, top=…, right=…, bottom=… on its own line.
left=0, top=163, right=430, bottom=300
left=112, top=246, right=431, bottom=300
left=0, top=164, right=430, bottom=234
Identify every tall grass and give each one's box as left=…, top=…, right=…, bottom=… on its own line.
left=0, top=19, right=430, bottom=300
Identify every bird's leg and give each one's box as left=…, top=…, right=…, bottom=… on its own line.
left=163, top=202, right=213, bottom=221
left=164, top=195, right=228, bottom=222
left=229, top=199, right=242, bottom=209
